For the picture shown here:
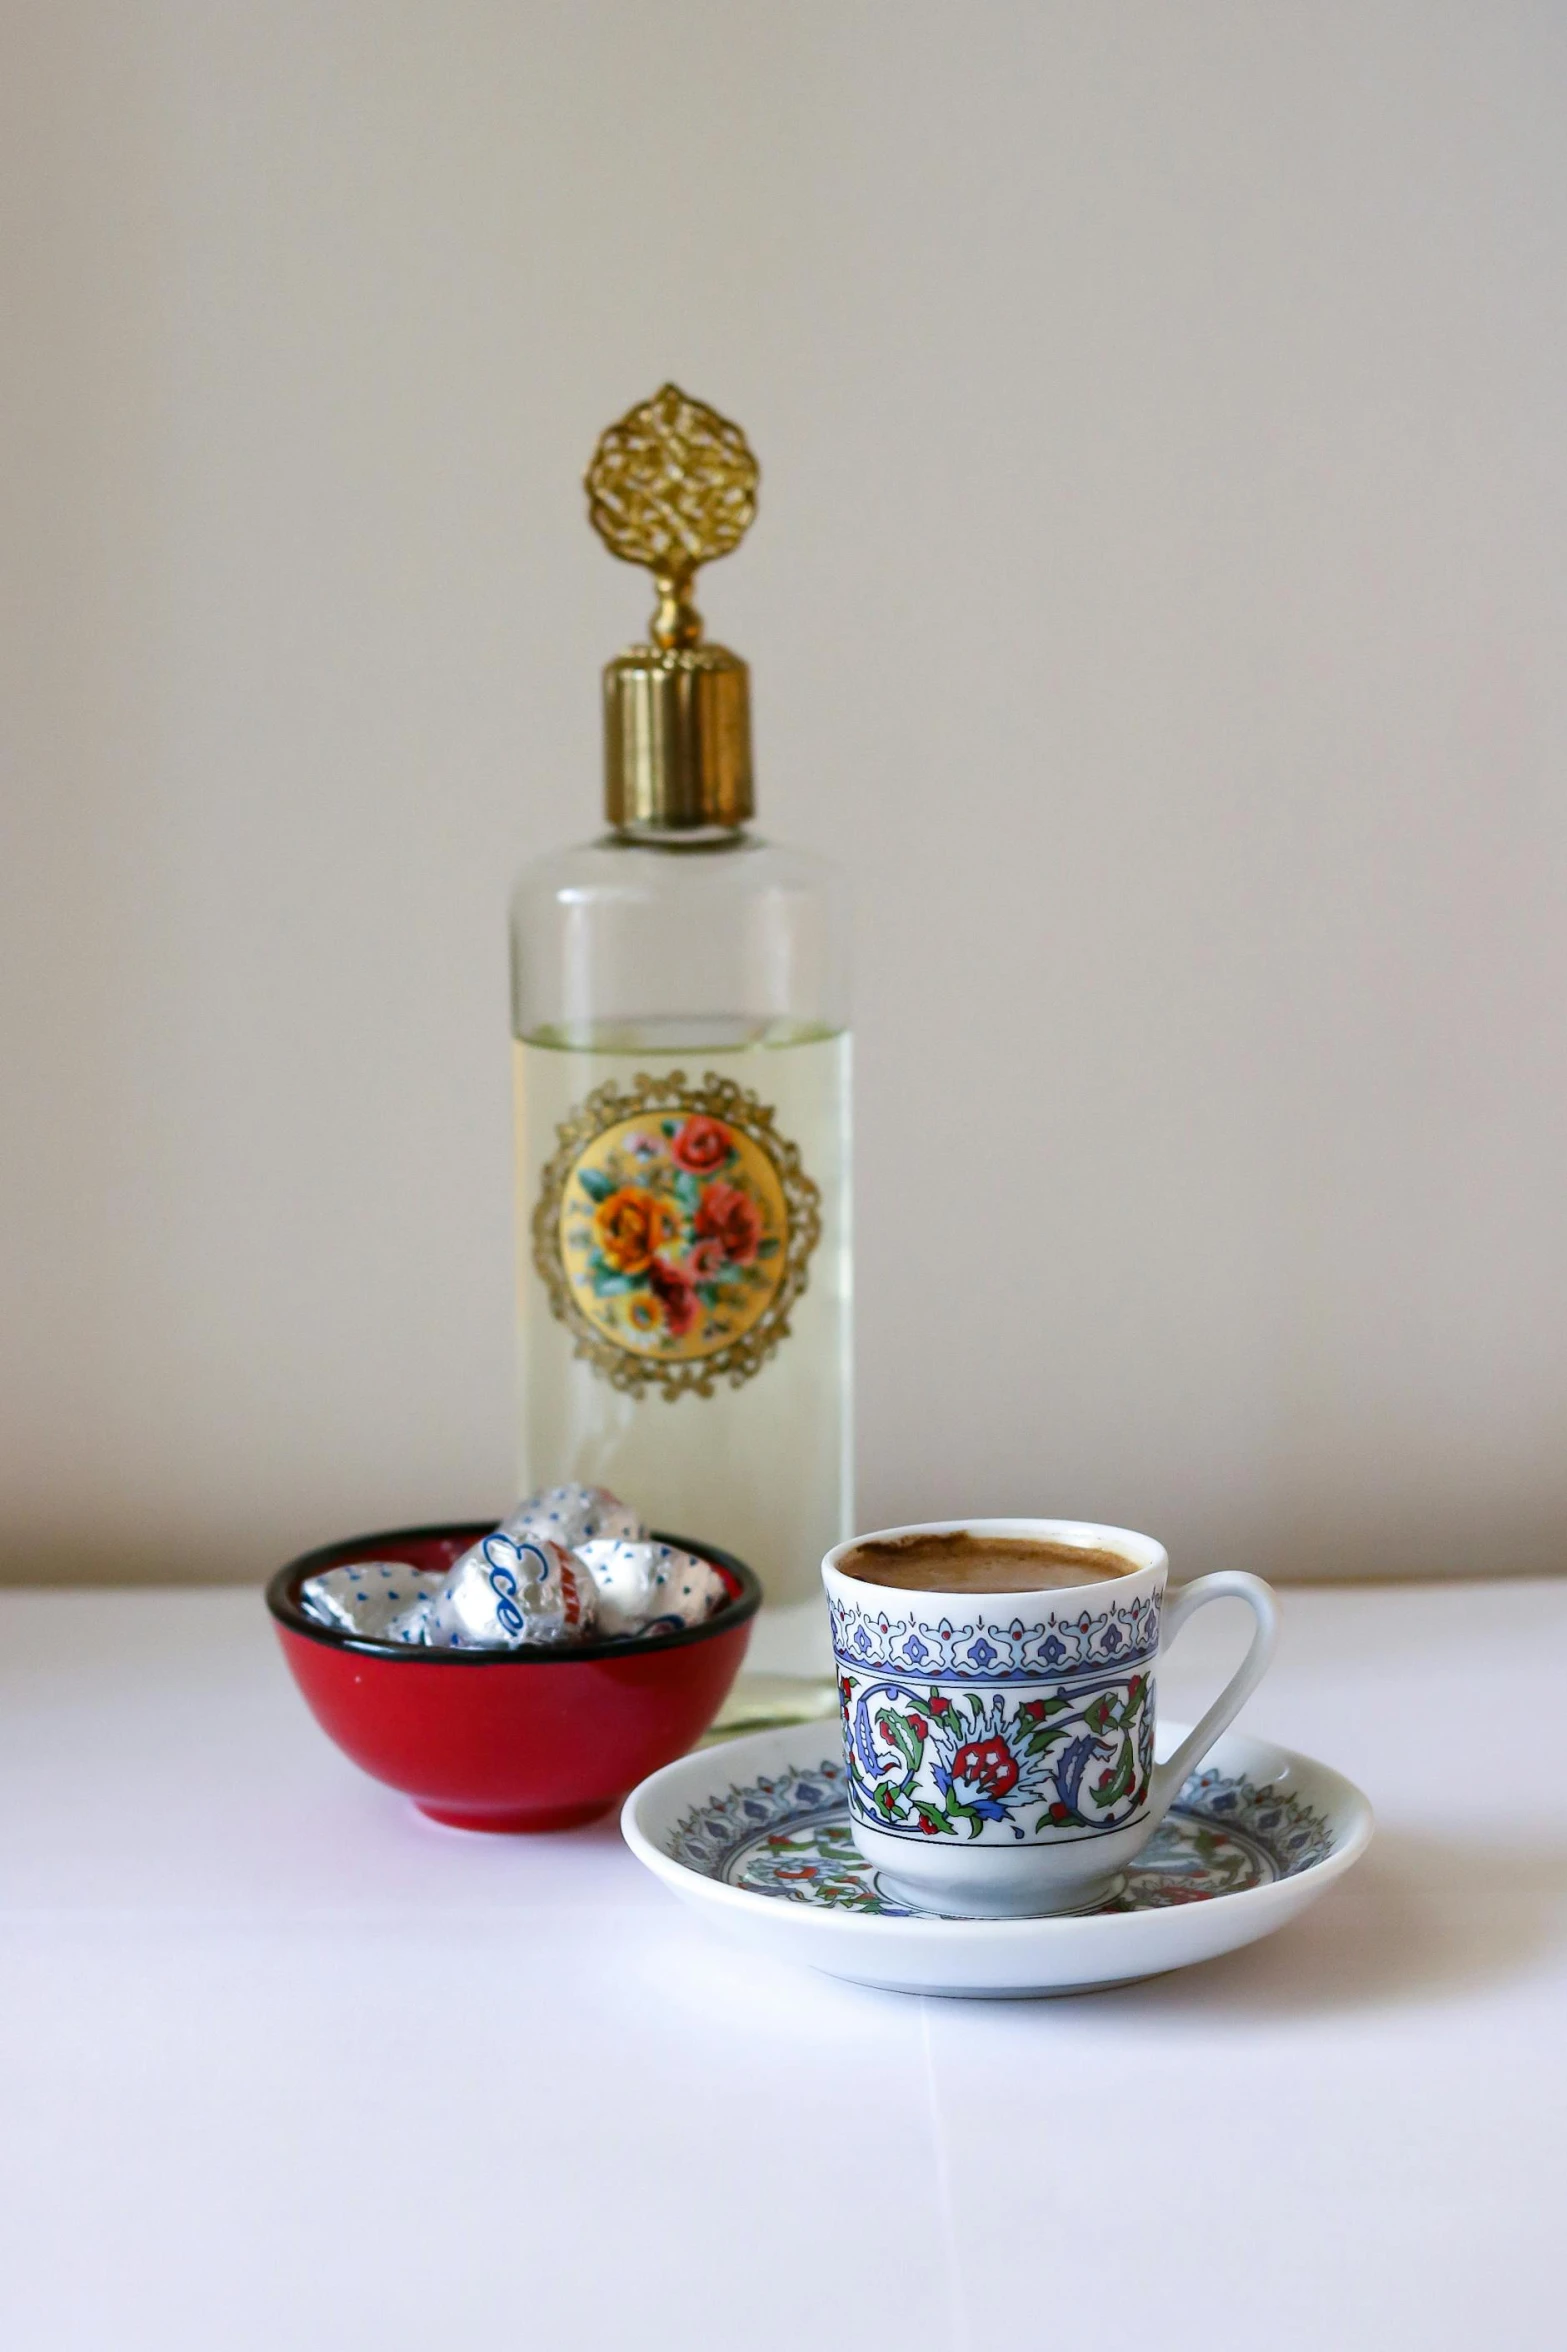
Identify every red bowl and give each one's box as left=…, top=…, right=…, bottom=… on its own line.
left=267, top=1520, right=759, bottom=1832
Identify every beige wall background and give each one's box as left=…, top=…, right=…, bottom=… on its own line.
left=2, top=2, right=1564, bottom=1587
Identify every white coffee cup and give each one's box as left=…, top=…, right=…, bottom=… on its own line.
left=823, top=1518, right=1277, bottom=1917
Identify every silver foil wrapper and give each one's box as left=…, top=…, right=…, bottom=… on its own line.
left=428, top=1532, right=598, bottom=1649
left=299, top=1562, right=448, bottom=1642
left=379, top=1593, right=439, bottom=1646
left=575, top=1538, right=727, bottom=1640
left=300, top=1489, right=723, bottom=1653
left=500, top=1483, right=646, bottom=1553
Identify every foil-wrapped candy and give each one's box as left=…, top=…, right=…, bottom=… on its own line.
left=575, top=1538, right=727, bottom=1640
left=427, top=1531, right=598, bottom=1649
left=500, top=1483, right=646, bottom=1552
left=299, top=1485, right=727, bottom=1651
left=299, top=1561, right=448, bottom=1641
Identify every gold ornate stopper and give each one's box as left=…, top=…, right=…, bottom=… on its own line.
left=586, top=385, right=760, bottom=831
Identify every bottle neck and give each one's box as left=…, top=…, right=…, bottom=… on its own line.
left=606, top=819, right=752, bottom=853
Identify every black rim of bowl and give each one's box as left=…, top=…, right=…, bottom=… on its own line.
left=266, top=1520, right=762, bottom=1664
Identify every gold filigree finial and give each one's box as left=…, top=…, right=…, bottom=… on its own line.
left=585, top=384, right=759, bottom=650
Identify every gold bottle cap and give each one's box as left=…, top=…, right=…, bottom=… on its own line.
left=585, top=384, right=759, bottom=831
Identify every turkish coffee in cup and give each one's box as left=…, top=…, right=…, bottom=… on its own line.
left=838, top=1530, right=1136, bottom=1595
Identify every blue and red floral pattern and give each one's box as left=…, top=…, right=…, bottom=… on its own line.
left=666, top=1755, right=1336, bottom=1918
left=839, top=1667, right=1156, bottom=1844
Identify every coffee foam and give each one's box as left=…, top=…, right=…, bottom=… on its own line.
left=837, top=1530, right=1137, bottom=1596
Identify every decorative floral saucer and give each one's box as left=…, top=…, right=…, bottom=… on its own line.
left=621, top=1719, right=1372, bottom=1997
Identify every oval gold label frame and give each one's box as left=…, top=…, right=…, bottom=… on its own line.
left=532, top=1069, right=822, bottom=1401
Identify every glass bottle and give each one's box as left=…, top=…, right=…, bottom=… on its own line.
left=510, top=388, right=851, bottom=1667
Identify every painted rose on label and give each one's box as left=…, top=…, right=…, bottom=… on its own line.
left=670, top=1115, right=731, bottom=1174
left=647, top=1253, right=700, bottom=1338
left=594, top=1187, right=669, bottom=1274
left=695, top=1180, right=762, bottom=1266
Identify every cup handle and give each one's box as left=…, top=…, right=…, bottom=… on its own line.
left=1147, top=1571, right=1278, bottom=1822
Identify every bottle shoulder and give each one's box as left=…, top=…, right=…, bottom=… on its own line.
left=510, top=830, right=849, bottom=1036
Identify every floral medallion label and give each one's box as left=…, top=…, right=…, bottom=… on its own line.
left=532, top=1070, right=821, bottom=1400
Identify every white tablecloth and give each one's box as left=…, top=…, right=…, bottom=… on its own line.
left=0, top=1578, right=1560, bottom=2350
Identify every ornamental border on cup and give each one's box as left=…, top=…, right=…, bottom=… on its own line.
left=826, top=1589, right=1162, bottom=1682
